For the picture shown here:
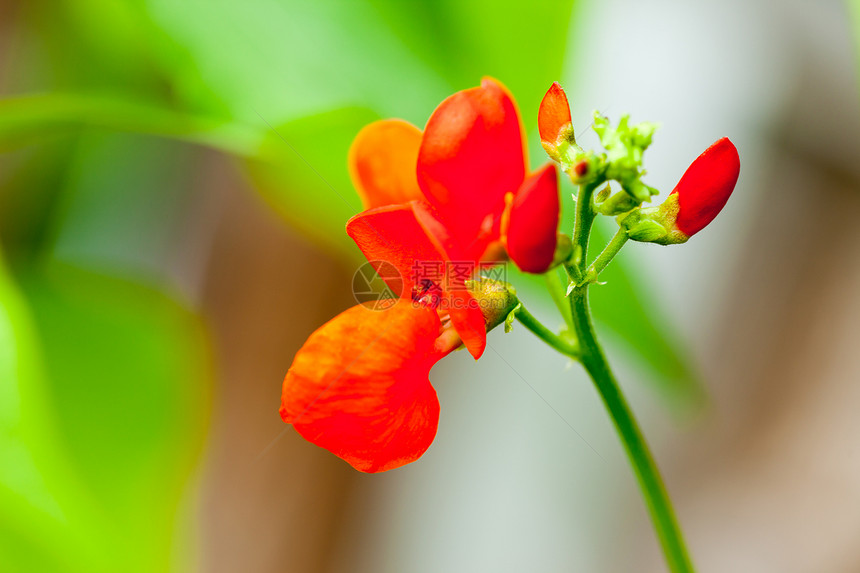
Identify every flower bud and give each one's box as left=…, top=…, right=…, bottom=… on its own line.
left=465, top=278, right=519, bottom=332
left=671, top=137, right=740, bottom=236
left=623, top=137, right=740, bottom=245
left=538, top=82, right=575, bottom=158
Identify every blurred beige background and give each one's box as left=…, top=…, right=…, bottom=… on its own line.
left=193, top=2, right=860, bottom=572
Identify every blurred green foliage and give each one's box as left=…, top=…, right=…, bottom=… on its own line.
left=0, top=254, right=209, bottom=572
left=0, top=0, right=697, bottom=569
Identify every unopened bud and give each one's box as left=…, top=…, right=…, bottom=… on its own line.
left=671, top=137, right=740, bottom=236
left=622, top=138, right=740, bottom=245
left=465, top=278, right=519, bottom=332
left=538, top=82, right=575, bottom=152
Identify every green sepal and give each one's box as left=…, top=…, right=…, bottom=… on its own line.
left=558, top=145, right=605, bottom=184
left=594, top=184, right=611, bottom=204
left=596, top=189, right=640, bottom=216
left=626, top=220, right=668, bottom=242
left=618, top=198, right=690, bottom=245
left=466, top=278, right=520, bottom=331
left=504, top=302, right=522, bottom=333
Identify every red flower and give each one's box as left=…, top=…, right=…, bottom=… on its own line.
left=671, top=137, right=740, bottom=237
left=280, top=79, right=554, bottom=472
left=347, top=78, right=559, bottom=358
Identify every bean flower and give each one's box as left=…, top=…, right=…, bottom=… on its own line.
left=280, top=78, right=560, bottom=472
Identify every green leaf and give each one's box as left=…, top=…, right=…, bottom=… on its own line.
left=0, top=94, right=262, bottom=156
left=17, top=262, right=210, bottom=571
left=366, top=0, right=576, bottom=124
left=0, top=254, right=98, bottom=571
left=144, top=0, right=452, bottom=124
left=245, top=106, right=381, bottom=256
left=0, top=249, right=210, bottom=571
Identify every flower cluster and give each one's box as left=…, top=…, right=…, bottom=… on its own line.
left=280, top=79, right=559, bottom=472
left=537, top=81, right=740, bottom=244
left=280, top=79, right=741, bottom=473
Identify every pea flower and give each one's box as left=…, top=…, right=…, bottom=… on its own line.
left=281, top=79, right=557, bottom=472
left=347, top=77, right=559, bottom=358
left=624, top=137, right=741, bottom=244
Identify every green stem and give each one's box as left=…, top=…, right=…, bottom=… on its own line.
left=564, top=179, right=601, bottom=282
left=571, top=181, right=599, bottom=261
left=585, top=226, right=629, bottom=280
left=544, top=270, right=574, bottom=330
left=569, top=284, right=694, bottom=572
left=560, top=179, right=693, bottom=571
left=514, top=304, right=578, bottom=359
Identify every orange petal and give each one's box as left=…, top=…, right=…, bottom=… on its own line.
left=349, top=119, right=424, bottom=209
left=538, top=82, right=572, bottom=145
left=505, top=163, right=560, bottom=273
left=417, top=78, right=526, bottom=251
left=280, top=302, right=443, bottom=473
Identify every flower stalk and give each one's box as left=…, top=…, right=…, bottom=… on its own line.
left=533, top=80, right=742, bottom=570
left=512, top=302, right=578, bottom=359
left=568, top=282, right=694, bottom=573
left=555, top=165, right=695, bottom=572
left=282, top=76, right=739, bottom=572
left=583, top=226, right=629, bottom=283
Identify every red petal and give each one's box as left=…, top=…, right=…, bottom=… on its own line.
left=280, top=302, right=443, bottom=472
left=417, top=77, right=526, bottom=252
left=448, top=295, right=487, bottom=359
left=347, top=203, right=488, bottom=358
left=349, top=119, right=424, bottom=209
left=411, top=204, right=487, bottom=358
left=538, top=82, right=572, bottom=145
left=671, top=137, right=740, bottom=236
left=346, top=203, right=448, bottom=293
left=505, top=163, right=560, bottom=273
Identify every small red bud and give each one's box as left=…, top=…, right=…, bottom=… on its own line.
left=671, top=137, right=740, bottom=236
left=538, top=82, right=573, bottom=145
left=574, top=160, right=589, bottom=177
left=504, top=164, right=560, bottom=273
